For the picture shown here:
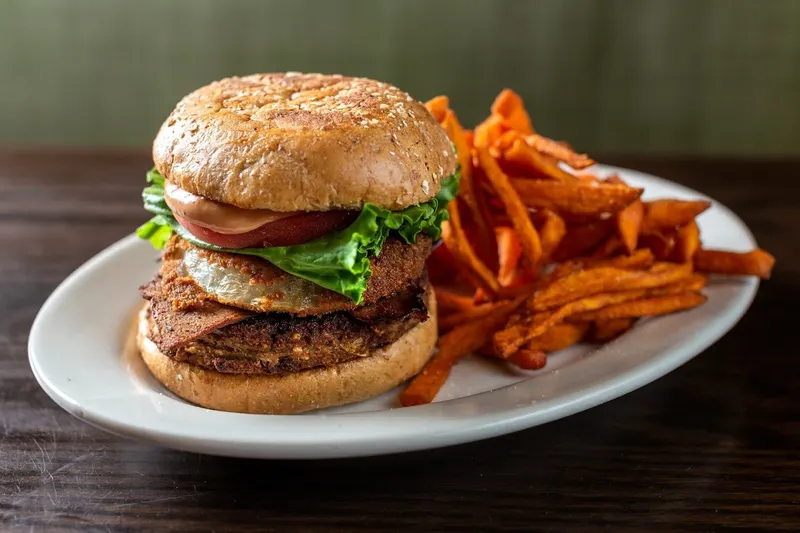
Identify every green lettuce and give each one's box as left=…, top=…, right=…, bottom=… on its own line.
left=136, top=168, right=459, bottom=303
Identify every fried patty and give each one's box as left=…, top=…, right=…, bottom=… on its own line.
left=145, top=278, right=429, bottom=375
left=154, top=234, right=431, bottom=316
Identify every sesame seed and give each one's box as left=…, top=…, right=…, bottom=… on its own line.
left=389, top=151, right=396, bottom=156
left=379, top=103, right=390, bottom=110
left=422, top=180, right=430, bottom=194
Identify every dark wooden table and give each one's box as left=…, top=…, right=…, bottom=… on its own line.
left=1, top=150, right=797, bottom=532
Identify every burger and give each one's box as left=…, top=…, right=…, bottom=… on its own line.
left=134, top=73, right=459, bottom=414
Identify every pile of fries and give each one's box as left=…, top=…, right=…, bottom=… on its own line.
left=399, top=89, right=775, bottom=407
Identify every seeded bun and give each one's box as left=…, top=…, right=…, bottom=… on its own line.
left=152, top=73, right=457, bottom=212
left=136, top=289, right=438, bottom=414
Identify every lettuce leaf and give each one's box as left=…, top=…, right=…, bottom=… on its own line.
left=137, top=168, right=459, bottom=302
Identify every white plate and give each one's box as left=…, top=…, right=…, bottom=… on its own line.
left=29, top=165, right=759, bottom=459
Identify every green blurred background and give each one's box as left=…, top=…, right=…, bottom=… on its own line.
left=2, top=0, right=798, bottom=156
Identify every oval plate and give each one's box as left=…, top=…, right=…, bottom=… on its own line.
left=29, top=165, right=759, bottom=459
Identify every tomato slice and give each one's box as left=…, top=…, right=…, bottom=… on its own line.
left=175, top=210, right=359, bottom=249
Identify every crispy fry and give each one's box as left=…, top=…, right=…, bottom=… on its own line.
left=399, top=297, right=525, bottom=406
left=511, top=179, right=643, bottom=216
left=524, top=134, right=594, bottom=169
left=638, top=231, right=676, bottom=260
left=525, top=322, right=588, bottom=352
left=509, top=349, right=547, bottom=370
left=474, top=114, right=508, bottom=149
left=592, top=235, right=624, bottom=258
left=434, top=287, right=477, bottom=313
left=551, top=221, right=614, bottom=262
left=694, top=248, right=775, bottom=279
left=646, top=273, right=708, bottom=296
left=503, top=138, right=577, bottom=181
left=478, top=147, right=542, bottom=266
left=441, top=201, right=501, bottom=296
left=538, top=210, right=566, bottom=261
left=495, top=226, right=522, bottom=286
left=570, top=292, right=708, bottom=322
left=494, top=289, right=648, bottom=357
left=591, top=318, right=634, bottom=342
left=424, top=95, right=449, bottom=123
left=568, top=248, right=655, bottom=271
left=529, top=262, right=693, bottom=312
left=672, top=220, right=700, bottom=263
left=491, top=89, right=534, bottom=134
left=617, top=199, right=644, bottom=254
left=642, top=199, right=711, bottom=232
left=438, top=300, right=513, bottom=332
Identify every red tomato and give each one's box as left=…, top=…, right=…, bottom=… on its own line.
left=175, top=211, right=359, bottom=249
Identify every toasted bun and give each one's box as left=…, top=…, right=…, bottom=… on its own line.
left=136, top=291, right=437, bottom=414
left=152, top=73, right=457, bottom=211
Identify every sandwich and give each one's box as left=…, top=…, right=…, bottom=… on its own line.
left=134, top=73, right=459, bottom=414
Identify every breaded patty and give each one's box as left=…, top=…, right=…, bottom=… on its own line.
left=144, top=278, right=429, bottom=375
left=154, top=234, right=432, bottom=315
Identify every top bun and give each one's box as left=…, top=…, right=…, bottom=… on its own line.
left=152, top=73, right=458, bottom=211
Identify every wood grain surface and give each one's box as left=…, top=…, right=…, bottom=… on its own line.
left=0, top=150, right=797, bottom=532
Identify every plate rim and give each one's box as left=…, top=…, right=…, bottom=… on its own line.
left=28, top=164, right=760, bottom=459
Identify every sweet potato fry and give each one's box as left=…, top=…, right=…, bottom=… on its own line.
left=642, top=199, right=711, bottom=232
left=509, top=349, right=547, bottom=370
left=591, top=318, right=634, bottom=342
left=424, top=95, right=449, bottom=123
left=638, top=231, right=676, bottom=260
left=646, top=273, right=708, bottom=296
left=524, top=134, right=594, bottom=169
left=535, top=210, right=565, bottom=261
left=617, top=199, right=644, bottom=254
left=400, top=297, right=525, bottom=406
left=440, top=110, right=473, bottom=198
left=694, top=248, right=775, bottom=279
left=495, top=226, right=522, bottom=286
left=569, top=292, right=708, bottom=322
left=438, top=300, right=513, bottom=332
left=491, top=89, right=534, bottom=135
left=571, top=248, right=655, bottom=271
left=672, top=220, right=700, bottom=263
left=474, top=114, right=508, bottom=149
left=592, top=235, right=624, bottom=258
left=528, top=262, right=693, bottom=312
left=478, top=147, right=542, bottom=266
left=494, top=289, right=649, bottom=357
left=441, top=201, right=501, bottom=296
left=511, top=179, right=643, bottom=216
left=503, top=138, right=577, bottom=181
left=434, top=287, right=475, bottom=313
left=551, top=221, right=614, bottom=262
left=524, top=322, right=588, bottom=352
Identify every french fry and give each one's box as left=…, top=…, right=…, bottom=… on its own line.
left=617, top=199, right=644, bottom=254
left=491, top=89, right=534, bottom=135
left=672, top=220, right=700, bottom=263
left=569, top=292, right=708, bottom=322
left=503, top=138, right=577, bottom=181
left=592, top=235, right=624, bottom=258
left=478, top=147, right=543, bottom=266
left=524, top=134, right=594, bottom=169
left=642, top=199, right=711, bottom=232
left=434, top=287, right=475, bottom=313
left=538, top=210, right=567, bottom=261
left=694, top=248, right=775, bottom=279
left=441, top=200, right=501, bottom=296
left=495, top=226, right=522, bottom=286
left=438, top=300, right=512, bottom=332
left=638, top=231, right=676, bottom=260
left=551, top=221, right=614, bottom=262
left=509, top=349, right=547, bottom=370
left=424, top=95, right=449, bottom=123
left=571, top=248, right=655, bottom=270
left=591, top=318, right=634, bottom=341
left=524, top=322, right=588, bottom=352
left=510, top=179, right=643, bottom=216
left=399, top=297, right=525, bottom=406
left=528, top=262, right=693, bottom=312
left=474, top=114, right=508, bottom=149
left=494, top=289, right=649, bottom=357
left=646, top=273, right=708, bottom=296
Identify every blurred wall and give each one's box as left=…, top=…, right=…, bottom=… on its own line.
left=1, top=0, right=798, bottom=156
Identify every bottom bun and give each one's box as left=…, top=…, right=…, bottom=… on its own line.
left=136, top=289, right=437, bottom=414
